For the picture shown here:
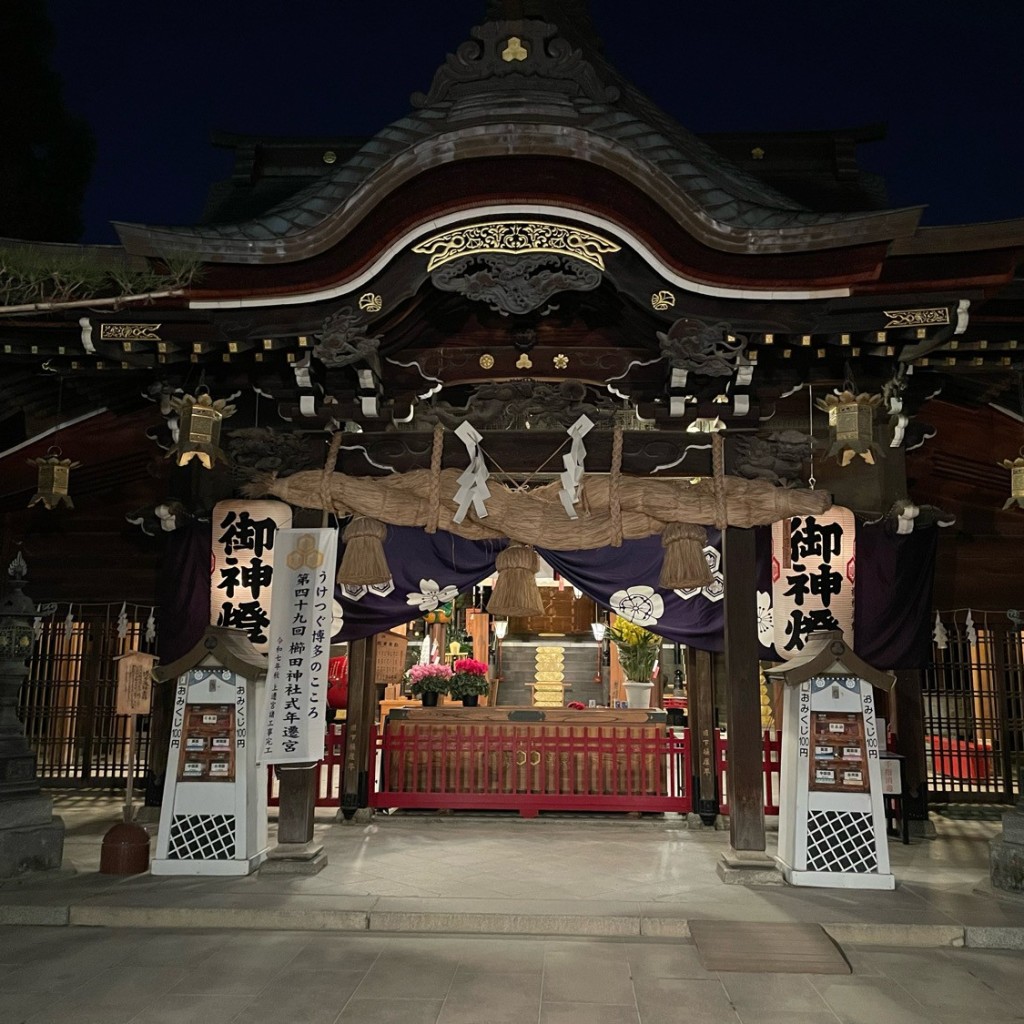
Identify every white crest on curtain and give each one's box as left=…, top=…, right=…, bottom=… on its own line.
left=609, top=586, right=664, bottom=627
left=406, top=579, right=459, bottom=612
left=756, top=591, right=774, bottom=646
left=673, top=546, right=725, bottom=603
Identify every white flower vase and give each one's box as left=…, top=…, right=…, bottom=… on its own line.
left=624, top=680, right=654, bottom=709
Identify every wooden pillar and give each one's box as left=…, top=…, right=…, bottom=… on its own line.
left=275, top=763, right=317, bottom=844
left=687, top=645, right=718, bottom=824
left=892, top=668, right=930, bottom=822
left=340, top=636, right=374, bottom=819
left=723, top=525, right=766, bottom=852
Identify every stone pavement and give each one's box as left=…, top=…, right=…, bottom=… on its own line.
left=2, top=792, right=1024, bottom=953
left=4, top=923, right=1024, bottom=1024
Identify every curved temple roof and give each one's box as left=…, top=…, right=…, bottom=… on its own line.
left=114, top=6, right=931, bottom=265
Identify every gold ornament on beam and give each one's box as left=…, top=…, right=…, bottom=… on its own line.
left=998, top=454, right=1024, bottom=510
left=815, top=390, right=884, bottom=466
left=169, top=389, right=236, bottom=469
left=27, top=448, right=80, bottom=510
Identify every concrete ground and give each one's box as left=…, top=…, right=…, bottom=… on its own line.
left=2, top=792, right=1024, bottom=1022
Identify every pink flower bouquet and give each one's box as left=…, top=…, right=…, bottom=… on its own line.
left=407, top=662, right=453, bottom=696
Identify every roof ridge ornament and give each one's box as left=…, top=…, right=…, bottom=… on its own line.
left=411, top=20, right=618, bottom=110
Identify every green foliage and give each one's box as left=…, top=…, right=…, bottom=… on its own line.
left=409, top=674, right=451, bottom=696
left=607, top=620, right=662, bottom=682
left=448, top=673, right=491, bottom=698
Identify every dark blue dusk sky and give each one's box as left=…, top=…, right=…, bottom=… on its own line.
left=45, top=0, right=1024, bottom=244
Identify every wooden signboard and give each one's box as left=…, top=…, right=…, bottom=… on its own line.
left=374, top=631, right=408, bottom=686
left=115, top=650, right=156, bottom=716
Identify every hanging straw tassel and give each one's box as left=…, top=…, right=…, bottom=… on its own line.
left=659, top=522, right=713, bottom=590
left=487, top=543, right=545, bottom=617
left=337, top=516, right=391, bottom=585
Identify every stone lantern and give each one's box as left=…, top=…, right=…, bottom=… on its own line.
left=0, top=552, right=65, bottom=877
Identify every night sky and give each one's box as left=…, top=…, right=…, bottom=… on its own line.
left=44, top=0, right=1024, bottom=245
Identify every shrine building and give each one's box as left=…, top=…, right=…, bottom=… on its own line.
left=2, top=0, right=1023, bottom=863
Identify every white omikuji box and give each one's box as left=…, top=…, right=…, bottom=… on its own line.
left=152, top=631, right=268, bottom=877
left=769, top=632, right=896, bottom=891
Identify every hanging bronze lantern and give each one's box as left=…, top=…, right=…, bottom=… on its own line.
left=816, top=390, right=884, bottom=466
left=169, top=390, right=236, bottom=469
left=27, top=448, right=80, bottom=510
left=998, top=453, right=1024, bottom=510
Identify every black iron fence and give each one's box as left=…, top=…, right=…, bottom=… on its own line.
left=922, top=611, right=1024, bottom=803
left=19, top=602, right=158, bottom=785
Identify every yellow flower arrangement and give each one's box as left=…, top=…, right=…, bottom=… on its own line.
left=606, top=620, right=662, bottom=682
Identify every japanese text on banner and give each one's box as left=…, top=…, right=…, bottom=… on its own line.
left=771, top=508, right=855, bottom=659
left=259, top=528, right=339, bottom=765
left=211, top=500, right=292, bottom=651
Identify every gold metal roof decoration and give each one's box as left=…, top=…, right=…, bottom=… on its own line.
left=358, top=293, right=383, bottom=313
left=413, top=221, right=620, bottom=273
left=883, top=308, right=950, bottom=329
left=816, top=390, right=884, bottom=466
left=169, top=389, right=236, bottom=470
left=27, top=448, right=80, bottom=510
left=502, top=36, right=528, bottom=62
left=999, top=454, right=1024, bottom=509
left=99, top=323, right=162, bottom=342
left=651, top=290, right=676, bottom=312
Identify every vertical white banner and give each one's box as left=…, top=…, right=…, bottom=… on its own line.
left=259, top=528, right=339, bottom=765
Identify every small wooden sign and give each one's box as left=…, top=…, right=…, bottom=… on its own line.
left=115, top=650, right=157, bottom=715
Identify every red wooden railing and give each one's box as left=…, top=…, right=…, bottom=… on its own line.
left=269, top=723, right=783, bottom=818
left=369, top=724, right=692, bottom=818
left=715, top=728, right=782, bottom=816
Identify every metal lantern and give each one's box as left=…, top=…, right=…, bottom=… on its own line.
left=26, top=448, right=80, bottom=510
left=169, top=390, right=236, bottom=469
left=998, top=454, right=1024, bottom=509
left=816, top=390, right=884, bottom=466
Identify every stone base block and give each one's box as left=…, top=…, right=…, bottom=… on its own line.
left=259, top=842, right=327, bottom=876
left=1000, top=813, right=1024, bottom=845
left=0, top=793, right=56, bottom=830
left=908, top=818, right=938, bottom=840
left=0, top=816, right=65, bottom=879
left=991, top=836, right=1024, bottom=893
left=716, top=849, right=785, bottom=886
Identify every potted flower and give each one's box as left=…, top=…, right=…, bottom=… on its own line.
left=448, top=657, right=491, bottom=707
left=606, top=619, right=662, bottom=708
left=407, top=663, right=452, bottom=706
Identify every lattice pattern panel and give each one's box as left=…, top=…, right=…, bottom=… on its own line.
left=805, top=809, right=877, bottom=873
left=167, top=814, right=236, bottom=860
